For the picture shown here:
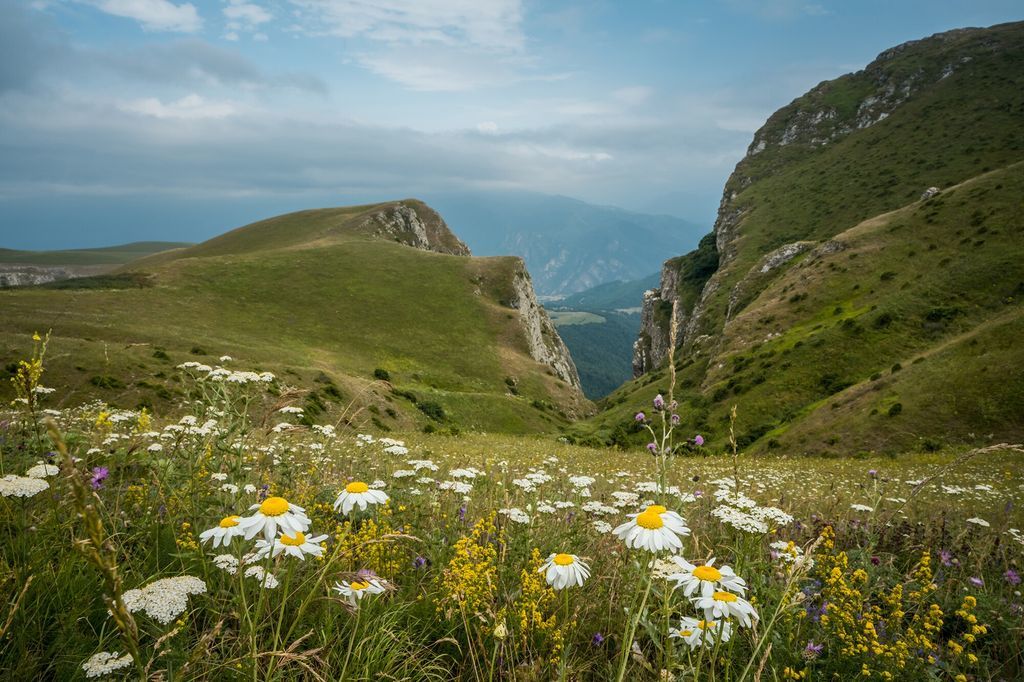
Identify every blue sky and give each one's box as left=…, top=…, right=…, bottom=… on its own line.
left=1, top=0, right=1021, bottom=249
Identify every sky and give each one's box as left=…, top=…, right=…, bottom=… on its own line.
left=0, top=0, right=1020, bottom=250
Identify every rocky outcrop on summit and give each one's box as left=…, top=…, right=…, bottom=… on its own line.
left=508, top=260, right=582, bottom=390
left=363, top=201, right=471, bottom=256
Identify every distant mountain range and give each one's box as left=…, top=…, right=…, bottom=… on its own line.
left=425, top=190, right=705, bottom=298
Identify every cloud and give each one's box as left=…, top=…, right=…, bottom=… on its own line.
left=89, top=39, right=327, bottom=93
left=223, top=0, right=272, bottom=39
left=81, top=0, right=203, bottom=32
left=0, top=0, right=67, bottom=93
left=354, top=47, right=566, bottom=92
left=287, top=0, right=524, bottom=50
left=120, top=93, right=236, bottom=119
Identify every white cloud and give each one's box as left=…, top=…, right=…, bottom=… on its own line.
left=84, top=0, right=202, bottom=33
left=223, top=0, right=272, bottom=39
left=287, top=0, right=524, bottom=50
left=119, top=93, right=235, bottom=119
left=476, top=121, right=498, bottom=134
left=354, top=47, right=564, bottom=92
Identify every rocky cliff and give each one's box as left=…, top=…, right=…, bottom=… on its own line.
left=633, top=22, right=1023, bottom=377
left=508, top=260, right=582, bottom=390
left=362, top=200, right=471, bottom=256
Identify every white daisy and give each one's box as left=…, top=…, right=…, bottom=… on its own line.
left=693, top=590, right=758, bottom=628
left=333, top=481, right=389, bottom=516
left=538, top=553, right=591, bottom=590
left=252, top=531, right=328, bottom=561
left=333, top=578, right=386, bottom=607
left=668, top=556, right=747, bottom=597
left=669, top=616, right=732, bottom=649
left=199, top=515, right=246, bottom=548
left=613, top=505, right=690, bottom=553
left=237, top=497, right=311, bottom=541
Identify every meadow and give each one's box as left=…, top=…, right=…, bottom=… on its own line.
left=1, top=334, right=1022, bottom=680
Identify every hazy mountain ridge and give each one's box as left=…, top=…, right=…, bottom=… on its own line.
left=425, top=191, right=705, bottom=297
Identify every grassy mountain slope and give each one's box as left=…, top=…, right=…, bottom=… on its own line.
left=0, top=201, right=586, bottom=433
left=0, top=241, right=192, bottom=266
left=581, top=22, right=1024, bottom=454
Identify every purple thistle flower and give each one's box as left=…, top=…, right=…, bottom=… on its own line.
left=939, top=550, right=954, bottom=567
left=968, top=576, right=984, bottom=588
left=653, top=394, right=665, bottom=410
left=868, top=469, right=878, bottom=478
left=670, top=414, right=680, bottom=425
left=89, top=466, right=109, bottom=490
left=1005, top=569, right=1020, bottom=586
left=634, top=412, right=646, bottom=422
left=646, top=442, right=657, bottom=454
left=694, top=434, right=705, bottom=446
left=804, top=641, right=824, bottom=659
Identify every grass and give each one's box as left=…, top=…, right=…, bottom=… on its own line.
left=0, top=201, right=586, bottom=434
left=1, top=351, right=1022, bottom=680
left=0, top=242, right=191, bottom=266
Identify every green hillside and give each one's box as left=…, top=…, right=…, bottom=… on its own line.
left=0, top=201, right=587, bottom=433
left=0, top=241, right=191, bottom=265
left=581, top=22, right=1024, bottom=454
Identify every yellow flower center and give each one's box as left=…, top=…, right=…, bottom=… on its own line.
left=279, top=532, right=306, bottom=546
left=693, top=565, right=723, bottom=582
left=259, top=496, right=290, bottom=516
left=219, top=515, right=241, bottom=528
left=636, top=506, right=665, bottom=529
left=712, top=591, right=738, bottom=603
left=679, top=629, right=693, bottom=637
left=350, top=580, right=371, bottom=591
left=553, top=553, right=575, bottom=566
left=697, top=620, right=715, bottom=630
left=345, top=481, right=370, bottom=494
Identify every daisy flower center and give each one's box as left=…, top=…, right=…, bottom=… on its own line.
left=553, top=553, right=575, bottom=566
left=679, top=629, right=693, bottom=637
left=350, top=580, right=370, bottom=591
left=219, top=515, right=241, bottom=528
left=697, top=620, right=714, bottom=630
left=636, top=508, right=665, bottom=529
left=279, top=532, right=306, bottom=546
left=259, top=496, right=290, bottom=516
left=712, top=591, right=738, bottom=603
left=693, top=565, right=723, bottom=582
left=345, top=481, right=369, bottom=494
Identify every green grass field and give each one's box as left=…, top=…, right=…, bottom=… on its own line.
left=1, top=362, right=1020, bottom=680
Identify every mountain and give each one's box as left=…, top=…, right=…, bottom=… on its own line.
left=0, top=200, right=587, bottom=433
left=424, top=190, right=705, bottom=298
left=553, top=272, right=660, bottom=312
left=582, top=22, right=1024, bottom=454
left=0, top=241, right=191, bottom=287
left=544, top=273, right=659, bottom=399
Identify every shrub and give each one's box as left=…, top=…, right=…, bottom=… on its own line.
left=888, top=402, right=903, bottom=417
left=417, top=400, right=446, bottom=422
left=374, top=368, right=391, bottom=381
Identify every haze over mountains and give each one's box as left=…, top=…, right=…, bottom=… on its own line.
left=425, top=191, right=705, bottom=298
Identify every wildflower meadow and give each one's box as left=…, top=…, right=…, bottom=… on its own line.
left=1, top=333, right=1022, bottom=680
